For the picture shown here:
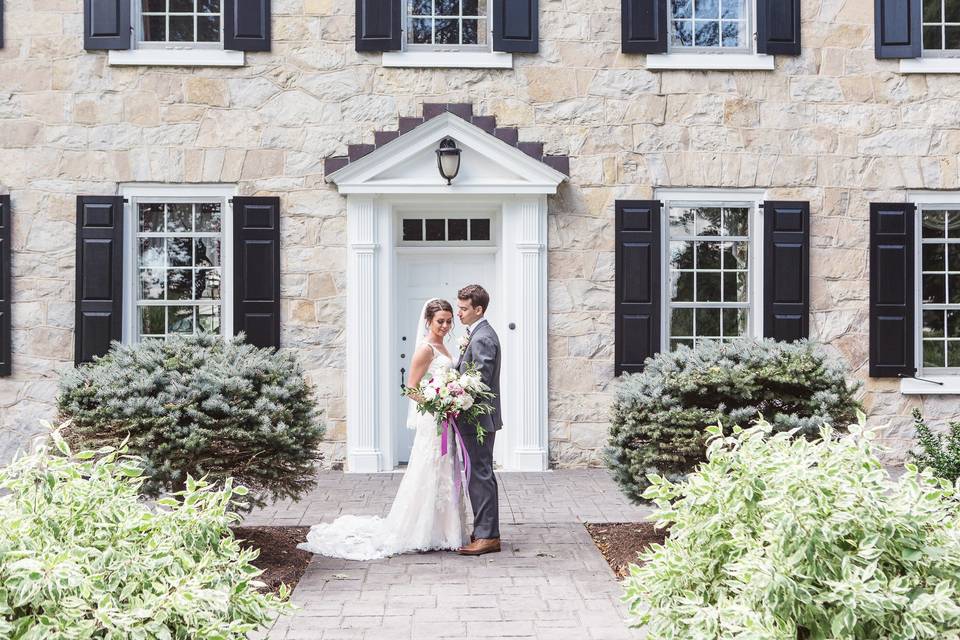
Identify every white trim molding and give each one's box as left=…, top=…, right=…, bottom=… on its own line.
left=335, top=116, right=563, bottom=472
left=900, top=58, right=960, bottom=74
left=117, top=183, right=236, bottom=344
left=901, top=375, right=960, bottom=395
left=906, top=190, right=960, bottom=391
left=108, top=49, right=244, bottom=67
left=382, top=51, right=513, bottom=68
left=327, top=112, right=567, bottom=195
left=646, top=52, right=775, bottom=71
left=654, top=188, right=767, bottom=351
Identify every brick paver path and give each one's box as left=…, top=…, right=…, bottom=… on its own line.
left=245, top=469, right=652, bottom=640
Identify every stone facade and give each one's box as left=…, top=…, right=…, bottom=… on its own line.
left=0, top=0, right=951, bottom=466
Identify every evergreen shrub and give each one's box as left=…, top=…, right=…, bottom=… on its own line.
left=0, top=429, right=291, bottom=638
left=58, top=334, right=324, bottom=509
left=625, top=419, right=960, bottom=639
left=911, top=408, right=960, bottom=484
left=607, top=339, right=860, bottom=502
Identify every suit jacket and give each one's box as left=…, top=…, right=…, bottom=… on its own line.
left=457, top=319, right=503, bottom=432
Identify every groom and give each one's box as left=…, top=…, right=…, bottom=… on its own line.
left=455, top=284, right=502, bottom=556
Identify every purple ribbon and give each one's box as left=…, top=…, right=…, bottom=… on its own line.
left=441, top=415, right=471, bottom=504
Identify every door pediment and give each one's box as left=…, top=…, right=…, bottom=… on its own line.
left=327, top=112, right=567, bottom=195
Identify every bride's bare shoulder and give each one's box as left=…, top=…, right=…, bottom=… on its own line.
left=411, top=343, right=435, bottom=365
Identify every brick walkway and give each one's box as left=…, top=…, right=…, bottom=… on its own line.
left=245, top=469, right=652, bottom=640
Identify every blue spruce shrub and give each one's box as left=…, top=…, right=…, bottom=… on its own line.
left=58, top=334, right=324, bottom=510
left=607, top=339, right=861, bottom=503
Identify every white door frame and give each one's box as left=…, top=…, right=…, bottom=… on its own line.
left=344, top=194, right=549, bottom=472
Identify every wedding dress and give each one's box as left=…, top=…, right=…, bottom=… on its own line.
left=297, top=344, right=470, bottom=560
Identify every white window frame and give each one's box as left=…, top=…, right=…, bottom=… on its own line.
left=647, top=0, right=774, bottom=71
left=395, top=211, right=499, bottom=247
left=656, top=189, right=765, bottom=352
left=900, top=0, right=960, bottom=72
left=394, top=203, right=499, bottom=245
left=119, top=183, right=235, bottom=343
left=382, top=0, right=512, bottom=68
left=902, top=190, right=960, bottom=394
left=108, top=0, right=243, bottom=67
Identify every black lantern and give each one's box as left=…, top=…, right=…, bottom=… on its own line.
left=436, top=137, right=461, bottom=185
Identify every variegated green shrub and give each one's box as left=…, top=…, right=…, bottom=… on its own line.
left=0, top=427, right=291, bottom=639
left=625, top=418, right=960, bottom=640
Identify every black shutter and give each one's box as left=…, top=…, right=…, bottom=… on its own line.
left=870, top=202, right=916, bottom=378
left=224, top=0, right=271, bottom=51
left=615, top=200, right=661, bottom=375
left=492, top=0, right=538, bottom=53
left=875, top=0, right=921, bottom=58
left=757, top=0, right=800, bottom=55
left=83, top=0, right=131, bottom=50
left=0, top=195, right=10, bottom=376
left=234, top=197, right=281, bottom=349
left=763, top=201, right=809, bottom=342
left=622, top=0, right=667, bottom=53
left=1, top=0, right=5, bottom=49
left=355, top=0, right=400, bottom=51
left=75, top=196, right=124, bottom=365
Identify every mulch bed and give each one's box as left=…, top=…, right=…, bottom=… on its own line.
left=585, top=522, right=667, bottom=580
left=230, top=526, right=312, bottom=595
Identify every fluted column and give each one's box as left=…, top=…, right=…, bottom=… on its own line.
left=513, top=196, right=549, bottom=471
left=346, top=197, right=382, bottom=472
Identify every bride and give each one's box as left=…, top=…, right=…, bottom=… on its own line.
left=297, top=298, right=470, bottom=560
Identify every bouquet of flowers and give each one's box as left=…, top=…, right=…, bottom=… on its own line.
left=404, top=365, right=496, bottom=445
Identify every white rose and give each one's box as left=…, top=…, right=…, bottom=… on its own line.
left=459, top=394, right=474, bottom=411
left=423, top=385, right=437, bottom=400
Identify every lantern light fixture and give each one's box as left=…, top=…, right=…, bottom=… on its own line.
left=436, top=137, right=462, bottom=185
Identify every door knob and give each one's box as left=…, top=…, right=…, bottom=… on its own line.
left=400, top=367, right=406, bottom=389
left=508, top=322, right=516, bottom=330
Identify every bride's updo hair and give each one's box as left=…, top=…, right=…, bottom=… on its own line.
left=424, top=298, right=453, bottom=324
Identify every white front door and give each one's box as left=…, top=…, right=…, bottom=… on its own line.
left=395, top=249, right=503, bottom=466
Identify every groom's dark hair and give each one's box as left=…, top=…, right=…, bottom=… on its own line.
left=458, top=284, right=489, bottom=313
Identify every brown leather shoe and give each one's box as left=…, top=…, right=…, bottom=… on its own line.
left=458, top=538, right=501, bottom=556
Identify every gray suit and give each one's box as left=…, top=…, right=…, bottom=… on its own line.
left=456, top=318, right=501, bottom=539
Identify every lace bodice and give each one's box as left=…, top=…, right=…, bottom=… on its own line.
left=425, top=343, right=453, bottom=378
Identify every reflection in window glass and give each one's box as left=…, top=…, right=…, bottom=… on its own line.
left=406, top=0, right=488, bottom=47
left=399, top=218, right=492, bottom=242
left=136, top=201, right=224, bottom=340
left=923, top=0, right=960, bottom=53
left=920, top=207, right=960, bottom=368
left=669, top=0, right=748, bottom=50
left=140, top=0, right=222, bottom=44
left=667, top=205, right=751, bottom=351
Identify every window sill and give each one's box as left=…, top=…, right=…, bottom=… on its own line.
left=900, top=375, right=960, bottom=395
left=646, top=52, right=775, bottom=71
left=899, top=57, right=960, bottom=74
left=108, top=48, right=244, bottom=67
left=381, top=50, right=513, bottom=69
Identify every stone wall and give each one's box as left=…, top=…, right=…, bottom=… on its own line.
left=0, top=0, right=948, bottom=466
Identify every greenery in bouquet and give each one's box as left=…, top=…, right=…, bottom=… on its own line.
left=404, top=365, right=495, bottom=443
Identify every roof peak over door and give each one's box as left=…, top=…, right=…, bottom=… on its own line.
left=326, top=104, right=568, bottom=195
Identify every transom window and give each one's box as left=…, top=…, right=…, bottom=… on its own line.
left=401, top=217, right=492, bottom=242
left=137, top=201, right=224, bottom=339
left=919, top=208, right=960, bottom=369
left=139, top=0, right=222, bottom=46
left=669, top=0, right=750, bottom=51
left=405, top=0, right=489, bottom=49
left=666, top=204, right=752, bottom=350
left=922, top=0, right=960, bottom=54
